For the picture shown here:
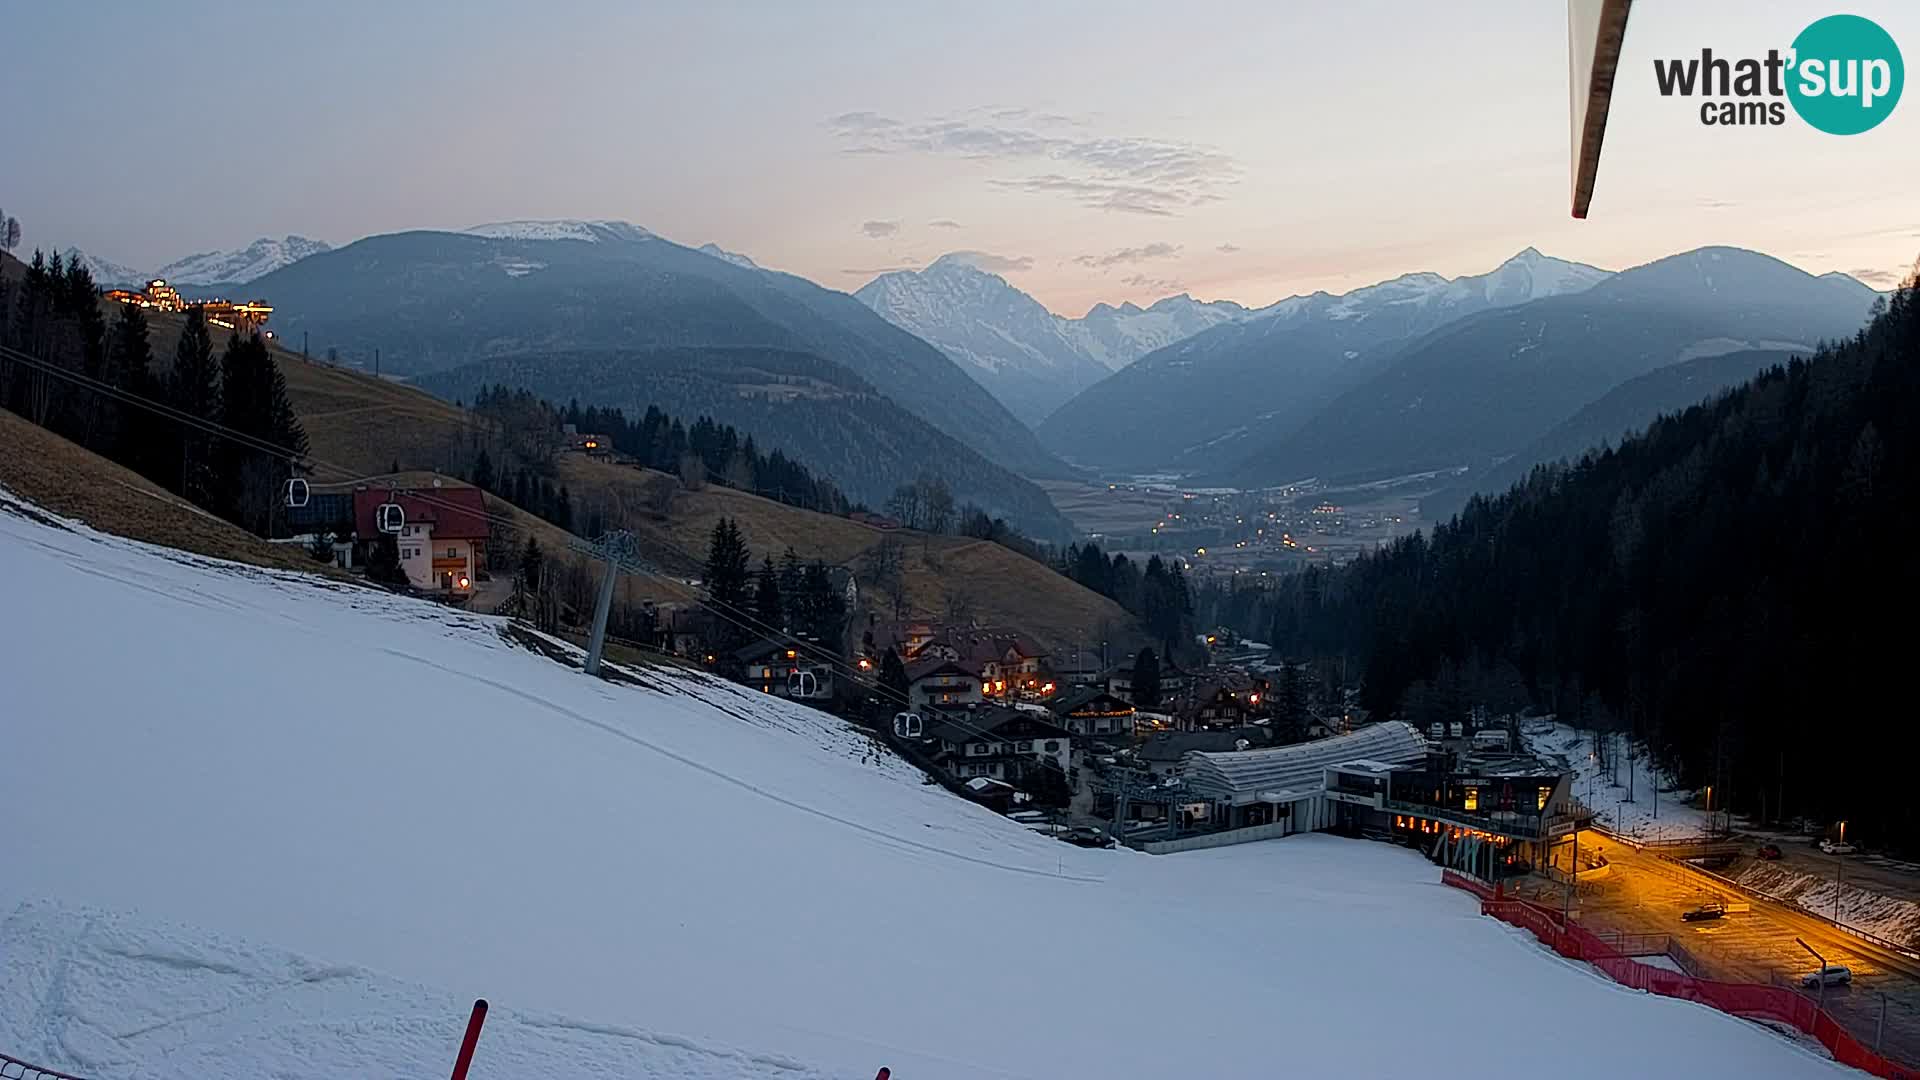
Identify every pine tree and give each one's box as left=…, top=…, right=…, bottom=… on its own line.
left=556, top=485, right=574, bottom=532
left=880, top=647, right=910, bottom=704
left=803, top=559, right=846, bottom=648
left=472, top=448, right=495, bottom=493
left=754, top=554, right=784, bottom=631
left=1276, top=660, right=1308, bottom=741
left=211, top=332, right=305, bottom=534
left=703, top=517, right=752, bottom=648
left=1133, top=647, right=1162, bottom=708
left=166, top=307, right=219, bottom=505
left=108, top=301, right=157, bottom=477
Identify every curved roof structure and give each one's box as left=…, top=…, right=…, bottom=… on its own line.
left=1181, top=721, right=1428, bottom=805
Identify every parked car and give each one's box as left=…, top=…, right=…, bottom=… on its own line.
left=1802, top=965, right=1853, bottom=988
left=1756, top=843, right=1783, bottom=860
left=1820, top=840, right=1857, bottom=855
left=1681, top=901, right=1727, bottom=922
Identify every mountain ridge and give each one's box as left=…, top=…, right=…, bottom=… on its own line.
left=1040, top=248, right=1613, bottom=472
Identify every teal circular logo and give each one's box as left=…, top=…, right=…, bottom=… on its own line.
left=1787, top=14, right=1903, bottom=134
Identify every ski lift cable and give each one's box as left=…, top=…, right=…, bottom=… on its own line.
left=0, top=344, right=1034, bottom=735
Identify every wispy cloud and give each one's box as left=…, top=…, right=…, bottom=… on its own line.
left=1850, top=266, right=1902, bottom=286
left=1121, top=273, right=1184, bottom=294
left=861, top=220, right=899, bottom=239
left=928, top=218, right=963, bottom=229
left=826, top=112, right=1236, bottom=215
left=943, top=250, right=1034, bottom=273
left=827, top=111, right=897, bottom=133
left=1217, top=242, right=1241, bottom=254
left=1074, top=242, right=1180, bottom=269
left=841, top=264, right=918, bottom=277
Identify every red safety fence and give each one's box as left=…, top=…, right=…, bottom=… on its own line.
left=1448, top=875, right=1919, bottom=1079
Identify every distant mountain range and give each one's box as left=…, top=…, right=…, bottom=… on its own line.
left=1211, top=247, right=1881, bottom=489
left=63, top=236, right=332, bottom=290
left=247, top=221, right=1076, bottom=536
left=1040, top=248, right=1612, bottom=472
left=855, top=254, right=1252, bottom=425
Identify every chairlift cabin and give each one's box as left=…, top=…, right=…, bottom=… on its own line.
left=786, top=664, right=834, bottom=701
left=375, top=500, right=406, bottom=534
left=893, top=711, right=924, bottom=739
left=283, top=477, right=310, bottom=508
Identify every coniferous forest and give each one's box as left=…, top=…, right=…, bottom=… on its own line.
left=0, top=250, right=308, bottom=534
left=1255, top=277, right=1919, bottom=848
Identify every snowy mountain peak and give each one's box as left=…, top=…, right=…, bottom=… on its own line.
left=61, top=248, right=146, bottom=288
left=462, top=219, right=654, bottom=244
left=157, top=236, right=332, bottom=287
left=696, top=242, right=759, bottom=270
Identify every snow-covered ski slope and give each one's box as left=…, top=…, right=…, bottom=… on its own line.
left=0, top=490, right=1850, bottom=1079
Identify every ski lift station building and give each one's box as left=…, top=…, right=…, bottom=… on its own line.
left=1173, top=721, right=1586, bottom=878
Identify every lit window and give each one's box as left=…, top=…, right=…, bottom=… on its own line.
left=1464, top=788, right=1479, bottom=811
left=1538, top=788, right=1550, bottom=810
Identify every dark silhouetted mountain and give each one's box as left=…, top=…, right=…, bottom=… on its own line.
left=416, top=346, right=1076, bottom=540
left=1215, top=247, right=1881, bottom=488
left=249, top=222, right=1068, bottom=482
left=1255, top=279, right=1920, bottom=846
left=1040, top=248, right=1610, bottom=472
left=1419, top=348, right=1796, bottom=520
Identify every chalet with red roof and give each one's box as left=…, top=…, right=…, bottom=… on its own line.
left=351, top=486, right=490, bottom=593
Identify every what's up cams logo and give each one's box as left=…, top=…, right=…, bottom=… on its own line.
left=1654, top=13, right=1903, bottom=133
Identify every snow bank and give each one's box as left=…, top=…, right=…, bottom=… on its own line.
left=0, top=490, right=1852, bottom=1078
left=1736, top=863, right=1920, bottom=950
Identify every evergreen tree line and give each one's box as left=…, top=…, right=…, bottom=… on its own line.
left=483, top=457, right=575, bottom=535
left=1058, top=541, right=1195, bottom=658
left=466, top=384, right=854, bottom=516
left=1256, top=281, right=1920, bottom=848
left=702, top=516, right=849, bottom=657
left=0, top=251, right=307, bottom=535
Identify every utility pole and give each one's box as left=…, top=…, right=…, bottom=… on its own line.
left=374, top=347, right=381, bottom=378
left=1836, top=857, right=1844, bottom=923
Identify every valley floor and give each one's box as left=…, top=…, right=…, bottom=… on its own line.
left=0, top=488, right=1855, bottom=1079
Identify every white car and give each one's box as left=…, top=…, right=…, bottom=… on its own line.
left=1801, top=965, right=1852, bottom=988
left=1820, top=840, right=1857, bottom=855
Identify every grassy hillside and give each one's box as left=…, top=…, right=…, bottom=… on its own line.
left=130, top=307, right=1141, bottom=653
left=0, top=408, right=348, bottom=578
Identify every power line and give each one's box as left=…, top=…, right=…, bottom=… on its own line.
left=1, top=341, right=1060, bottom=745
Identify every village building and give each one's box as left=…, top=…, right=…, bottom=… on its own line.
left=734, top=638, right=835, bottom=701
left=906, top=659, right=982, bottom=709
left=1048, top=688, right=1136, bottom=740
left=1104, top=656, right=1196, bottom=705
left=925, top=706, right=1073, bottom=784
left=350, top=487, right=489, bottom=594
left=1135, top=728, right=1273, bottom=778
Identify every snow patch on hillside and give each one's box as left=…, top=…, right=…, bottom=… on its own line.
left=464, top=220, right=655, bottom=243
left=1523, top=720, right=1712, bottom=841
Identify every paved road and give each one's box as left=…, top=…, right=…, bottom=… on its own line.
left=1518, top=837, right=1920, bottom=1065
left=1753, top=836, right=1920, bottom=906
